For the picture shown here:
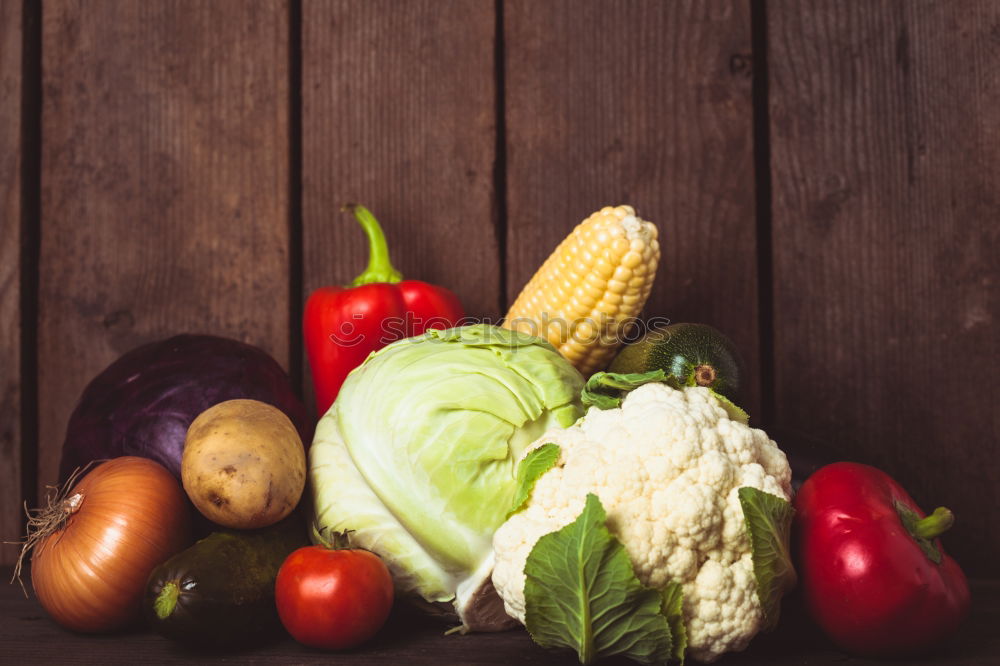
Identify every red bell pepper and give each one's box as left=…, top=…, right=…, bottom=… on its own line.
left=794, top=462, right=970, bottom=657
left=304, top=205, right=465, bottom=415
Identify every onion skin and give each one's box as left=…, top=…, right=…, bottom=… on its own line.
left=31, top=457, right=192, bottom=633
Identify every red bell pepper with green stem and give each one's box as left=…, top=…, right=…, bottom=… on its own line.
left=794, top=462, right=969, bottom=657
left=304, top=205, right=465, bottom=415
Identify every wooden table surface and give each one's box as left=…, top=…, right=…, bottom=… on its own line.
left=2, top=570, right=996, bottom=665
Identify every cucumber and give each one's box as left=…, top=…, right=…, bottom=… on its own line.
left=144, top=514, right=307, bottom=647
left=609, top=322, right=745, bottom=401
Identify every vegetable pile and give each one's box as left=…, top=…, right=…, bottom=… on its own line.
left=10, top=203, right=970, bottom=663
left=309, top=323, right=584, bottom=630
left=16, top=337, right=317, bottom=646
left=58, top=334, right=311, bottom=484
left=492, top=380, right=795, bottom=662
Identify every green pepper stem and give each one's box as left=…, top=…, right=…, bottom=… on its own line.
left=912, top=507, right=955, bottom=540
left=345, top=204, right=404, bottom=286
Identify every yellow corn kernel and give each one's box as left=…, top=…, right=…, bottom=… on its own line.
left=503, top=205, right=660, bottom=375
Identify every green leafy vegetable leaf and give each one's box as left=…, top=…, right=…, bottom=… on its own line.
left=524, top=493, right=673, bottom=665
left=737, top=487, right=796, bottom=632
left=507, top=444, right=561, bottom=519
left=659, top=582, right=687, bottom=664
left=710, top=390, right=749, bottom=425
left=581, top=369, right=675, bottom=410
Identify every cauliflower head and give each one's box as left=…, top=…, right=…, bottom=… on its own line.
left=491, top=383, right=792, bottom=663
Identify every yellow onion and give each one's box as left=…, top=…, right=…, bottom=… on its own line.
left=17, top=456, right=191, bottom=632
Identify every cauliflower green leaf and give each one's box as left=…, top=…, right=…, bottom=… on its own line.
left=738, top=487, right=796, bottom=632
left=659, top=581, right=687, bottom=664
left=508, top=443, right=561, bottom=519
left=582, top=369, right=750, bottom=427
left=709, top=390, right=749, bottom=425
left=580, top=369, right=673, bottom=409
left=524, top=493, right=674, bottom=665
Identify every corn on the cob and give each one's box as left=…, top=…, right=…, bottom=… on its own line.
left=503, top=205, right=660, bottom=375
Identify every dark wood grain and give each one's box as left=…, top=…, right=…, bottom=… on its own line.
left=302, top=0, right=500, bottom=315
left=2, top=567, right=996, bottom=664
left=0, top=0, right=23, bottom=565
left=301, top=0, right=501, bottom=416
left=37, top=0, right=291, bottom=498
left=503, top=0, right=761, bottom=413
left=768, top=1, right=1000, bottom=574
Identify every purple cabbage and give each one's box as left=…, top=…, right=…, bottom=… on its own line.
left=59, top=334, right=312, bottom=483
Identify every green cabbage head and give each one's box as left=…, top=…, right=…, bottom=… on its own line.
left=309, top=324, right=584, bottom=629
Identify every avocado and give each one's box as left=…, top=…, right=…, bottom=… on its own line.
left=144, top=513, right=307, bottom=647
left=609, top=322, right=745, bottom=401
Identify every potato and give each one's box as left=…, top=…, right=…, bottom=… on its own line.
left=181, top=399, right=305, bottom=529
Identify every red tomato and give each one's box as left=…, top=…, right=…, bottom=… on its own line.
left=275, top=546, right=394, bottom=650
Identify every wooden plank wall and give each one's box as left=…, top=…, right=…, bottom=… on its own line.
left=503, top=0, right=760, bottom=414
left=303, top=0, right=500, bottom=317
left=768, top=0, right=1000, bottom=574
left=3, top=0, right=998, bottom=576
left=38, top=0, right=291, bottom=502
left=0, top=0, right=24, bottom=565
left=301, top=0, right=500, bottom=410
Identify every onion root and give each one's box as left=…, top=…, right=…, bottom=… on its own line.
left=8, top=461, right=103, bottom=596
